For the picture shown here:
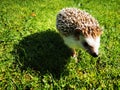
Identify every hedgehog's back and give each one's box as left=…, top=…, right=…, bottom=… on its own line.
left=56, top=8, right=100, bottom=37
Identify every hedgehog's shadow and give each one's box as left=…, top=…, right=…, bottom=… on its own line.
left=13, top=30, right=72, bottom=78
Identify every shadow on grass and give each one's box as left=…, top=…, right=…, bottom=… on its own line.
left=13, top=30, right=72, bottom=78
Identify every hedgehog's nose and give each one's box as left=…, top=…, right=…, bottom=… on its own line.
left=92, top=53, right=98, bottom=57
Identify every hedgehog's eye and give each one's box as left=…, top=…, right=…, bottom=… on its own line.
left=83, top=41, right=93, bottom=49
left=83, top=41, right=89, bottom=47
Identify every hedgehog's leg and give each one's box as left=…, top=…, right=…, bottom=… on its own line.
left=71, top=48, right=76, bottom=57
left=71, top=48, right=78, bottom=63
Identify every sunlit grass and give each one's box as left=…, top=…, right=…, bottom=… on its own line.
left=0, top=0, right=120, bottom=89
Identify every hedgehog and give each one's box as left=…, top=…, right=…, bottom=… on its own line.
left=56, top=8, right=102, bottom=57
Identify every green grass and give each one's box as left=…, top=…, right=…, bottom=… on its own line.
left=0, top=0, right=120, bottom=89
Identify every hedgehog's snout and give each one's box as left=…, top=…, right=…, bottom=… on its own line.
left=90, top=52, right=98, bottom=57
left=83, top=36, right=100, bottom=57
left=85, top=48, right=99, bottom=57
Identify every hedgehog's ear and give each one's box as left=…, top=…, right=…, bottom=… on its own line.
left=100, top=27, right=104, bottom=35
left=96, top=26, right=103, bottom=36
left=100, top=30, right=103, bottom=35
left=98, top=28, right=103, bottom=35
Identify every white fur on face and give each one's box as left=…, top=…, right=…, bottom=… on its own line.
left=62, top=34, right=100, bottom=56
left=85, top=36, right=100, bottom=55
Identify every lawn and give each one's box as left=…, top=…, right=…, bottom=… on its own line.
left=0, top=0, right=120, bottom=89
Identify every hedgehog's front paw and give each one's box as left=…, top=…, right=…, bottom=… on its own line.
left=71, top=48, right=76, bottom=57
left=71, top=48, right=78, bottom=63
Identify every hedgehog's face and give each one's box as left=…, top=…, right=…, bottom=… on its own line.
left=81, top=36, right=100, bottom=57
